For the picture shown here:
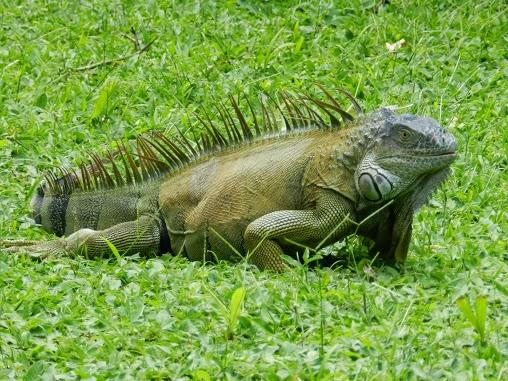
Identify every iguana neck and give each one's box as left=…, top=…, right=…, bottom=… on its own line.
left=334, top=112, right=389, bottom=173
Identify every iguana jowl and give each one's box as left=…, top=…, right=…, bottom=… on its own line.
left=2, top=90, right=457, bottom=271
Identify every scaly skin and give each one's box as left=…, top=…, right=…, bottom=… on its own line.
left=2, top=108, right=457, bottom=271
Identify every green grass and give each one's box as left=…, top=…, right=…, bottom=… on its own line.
left=1, top=0, right=507, bottom=379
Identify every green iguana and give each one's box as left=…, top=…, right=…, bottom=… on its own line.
left=1, top=88, right=457, bottom=271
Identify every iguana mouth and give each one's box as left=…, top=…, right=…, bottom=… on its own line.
left=380, top=152, right=457, bottom=160
left=436, top=152, right=456, bottom=157
left=413, top=152, right=456, bottom=158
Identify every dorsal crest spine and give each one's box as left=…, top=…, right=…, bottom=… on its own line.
left=45, top=88, right=362, bottom=195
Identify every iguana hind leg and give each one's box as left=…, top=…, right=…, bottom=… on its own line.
left=1, top=215, right=165, bottom=258
left=243, top=190, right=355, bottom=272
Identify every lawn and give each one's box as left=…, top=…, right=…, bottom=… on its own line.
left=0, top=0, right=507, bottom=380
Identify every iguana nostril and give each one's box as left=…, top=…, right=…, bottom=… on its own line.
left=449, top=138, right=457, bottom=152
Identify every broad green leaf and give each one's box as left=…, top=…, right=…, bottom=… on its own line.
left=493, top=280, right=508, bottom=296
left=475, top=295, right=488, bottom=340
left=35, top=92, right=47, bottom=108
left=294, top=36, right=304, bottom=53
left=91, top=80, right=117, bottom=120
left=456, top=297, right=476, bottom=326
left=228, top=286, right=246, bottom=328
left=23, top=361, right=44, bottom=381
left=193, top=370, right=211, bottom=381
left=457, top=295, right=489, bottom=342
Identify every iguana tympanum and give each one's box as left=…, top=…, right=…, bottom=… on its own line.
left=1, top=89, right=457, bottom=271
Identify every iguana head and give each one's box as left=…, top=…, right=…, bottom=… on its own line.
left=355, top=109, right=457, bottom=203
left=31, top=181, right=69, bottom=236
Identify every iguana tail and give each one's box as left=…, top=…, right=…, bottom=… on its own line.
left=0, top=239, right=44, bottom=247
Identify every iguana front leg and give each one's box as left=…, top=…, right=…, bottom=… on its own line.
left=364, top=168, right=451, bottom=263
left=2, top=215, right=164, bottom=258
left=243, top=190, right=355, bottom=271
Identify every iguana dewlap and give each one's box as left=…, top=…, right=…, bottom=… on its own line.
left=2, top=91, right=457, bottom=271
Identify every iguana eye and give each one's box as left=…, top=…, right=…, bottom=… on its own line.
left=399, top=129, right=412, bottom=141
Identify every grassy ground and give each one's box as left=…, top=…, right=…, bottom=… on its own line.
left=1, top=0, right=507, bottom=379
